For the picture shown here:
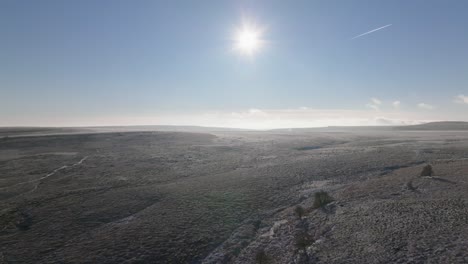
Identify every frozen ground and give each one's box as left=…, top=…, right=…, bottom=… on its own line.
left=1, top=129, right=467, bottom=263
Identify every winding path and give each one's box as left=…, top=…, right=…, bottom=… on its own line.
left=0, top=156, right=88, bottom=193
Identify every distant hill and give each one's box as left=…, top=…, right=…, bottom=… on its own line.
left=270, top=126, right=395, bottom=132
left=0, top=127, right=91, bottom=138
left=271, top=122, right=468, bottom=132
left=86, top=125, right=249, bottom=133
left=396, top=121, right=468, bottom=131
left=0, top=125, right=248, bottom=138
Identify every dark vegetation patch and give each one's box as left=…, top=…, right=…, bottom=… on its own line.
left=0, top=208, right=32, bottom=231
left=295, top=230, right=314, bottom=251
left=405, top=180, right=418, bottom=191
left=211, top=146, right=240, bottom=152
left=312, top=191, right=334, bottom=209
left=294, top=205, right=306, bottom=219
left=255, top=249, right=272, bottom=264
left=420, top=164, right=434, bottom=177
left=296, top=146, right=321, bottom=151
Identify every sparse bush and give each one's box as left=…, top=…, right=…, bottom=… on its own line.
left=232, top=247, right=242, bottom=256
left=406, top=180, right=417, bottom=191
left=312, top=191, right=333, bottom=209
left=295, top=231, right=314, bottom=251
left=255, top=249, right=271, bottom=264
left=294, top=205, right=306, bottom=219
left=420, top=164, right=434, bottom=177
left=0, top=209, right=32, bottom=231
left=14, top=211, right=32, bottom=230
left=252, top=219, right=262, bottom=230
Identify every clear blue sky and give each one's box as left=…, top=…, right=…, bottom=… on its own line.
left=1, top=0, right=468, bottom=128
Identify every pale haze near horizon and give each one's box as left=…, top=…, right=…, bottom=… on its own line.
left=1, top=0, right=468, bottom=129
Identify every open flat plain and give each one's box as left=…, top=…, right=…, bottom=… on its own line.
left=1, top=128, right=468, bottom=263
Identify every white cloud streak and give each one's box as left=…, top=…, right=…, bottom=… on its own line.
left=455, top=94, right=468, bottom=104
left=351, top=24, right=392, bottom=40
left=366, top=104, right=380, bottom=111
left=393, top=101, right=401, bottom=108
left=417, top=103, right=434, bottom=110
left=371, top=98, right=382, bottom=105
left=366, top=98, right=382, bottom=111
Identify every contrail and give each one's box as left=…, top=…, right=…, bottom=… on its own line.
left=351, top=24, right=392, bottom=40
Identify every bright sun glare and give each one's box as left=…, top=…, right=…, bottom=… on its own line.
left=233, top=23, right=264, bottom=56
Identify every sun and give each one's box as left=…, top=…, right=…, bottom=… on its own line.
left=236, top=28, right=260, bottom=54
left=233, top=23, right=264, bottom=56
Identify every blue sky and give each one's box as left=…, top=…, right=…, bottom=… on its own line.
left=1, top=0, right=468, bottom=128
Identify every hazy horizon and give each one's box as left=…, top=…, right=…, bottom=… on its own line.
left=2, top=2, right=468, bottom=261
left=2, top=0, right=468, bottom=129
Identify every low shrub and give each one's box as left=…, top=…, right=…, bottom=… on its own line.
left=0, top=209, right=32, bottom=231
left=255, top=249, right=271, bottom=264
left=294, top=205, right=306, bottom=219
left=15, top=211, right=32, bottom=230
left=420, top=164, right=434, bottom=177
left=406, top=180, right=417, bottom=191
left=295, top=231, right=314, bottom=251
left=252, top=219, right=262, bottom=230
left=312, top=191, right=333, bottom=209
